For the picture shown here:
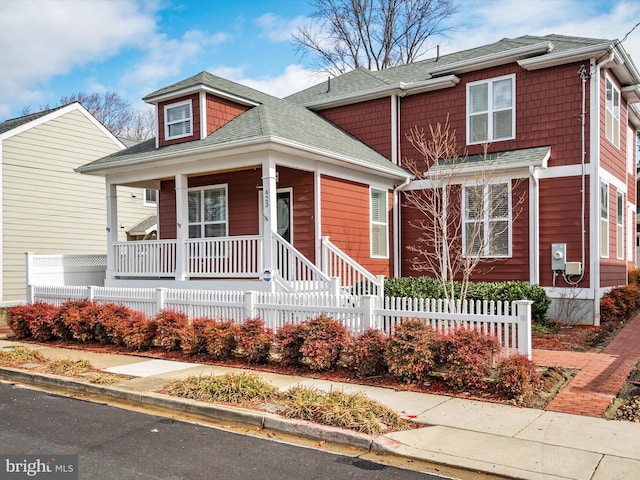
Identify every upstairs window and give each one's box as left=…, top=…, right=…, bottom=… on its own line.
left=605, top=77, right=620, bottom=148
left=370, top=188, right=388, bottom=258
left=467, top=75, right=515, bottom=144
left=165, top=100, right=192, bottom=140
left=188, top=185, right=227, bottom=238
left=463, top=182, right=511, bottom=257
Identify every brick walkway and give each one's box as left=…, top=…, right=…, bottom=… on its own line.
left=533, top=313, right=640, bottom=417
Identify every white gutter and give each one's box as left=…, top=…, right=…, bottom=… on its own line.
left=302, top=75, right=459, bottom=110
left=518, top=42, right=613, bottom=71
left=429, top=41, right=553, bottom=75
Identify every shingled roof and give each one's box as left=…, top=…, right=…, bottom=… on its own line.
left=0, top=105, right=67, bottom=136
left=79, top=71, right=408, bottom=177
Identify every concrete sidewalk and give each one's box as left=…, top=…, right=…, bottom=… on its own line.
left=1, top=339, right=639, bottom=480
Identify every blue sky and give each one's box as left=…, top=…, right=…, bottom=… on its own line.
left=1, top=0, right=639, bottom=120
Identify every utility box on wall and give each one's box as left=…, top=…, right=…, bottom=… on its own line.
left=551, top=243, right=566, bottom=271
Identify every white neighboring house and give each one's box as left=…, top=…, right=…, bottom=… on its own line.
left=0, top=103, right=156, bottom=302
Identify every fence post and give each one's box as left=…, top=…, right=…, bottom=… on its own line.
left=86, top=286, right=96, bottom=301
left=329, top=277, right=340, bottom=296
left=376, top=275, right=385, bottom=297
left=514, top=300, right=532, bottom=359
left=155, top=288, right=166, bottom=315
left=26, top=284, right=35, bottom=304
left=362, top=295, right=375, bottom=332
left=244, top=291, right=257, bottom=320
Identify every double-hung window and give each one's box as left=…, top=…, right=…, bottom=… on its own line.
left=467, top=74, right=515, bottom=144
left=144, top=189, right=157, bottom=207
left=370, top=189, right=388, bottom=258
left=165, top=100, right=192, bottom=140
left=605, top=77, right=620, bottom=148
left=600, top=181, right=609, bottom=257
left=617, top=191, right=624, bottom=259
left=188, top=185, right=227, bottom=238
left=463, top=182, right=510, bottom=257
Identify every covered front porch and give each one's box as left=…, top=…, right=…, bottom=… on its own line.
left=109, top=232, right=383, bottom=295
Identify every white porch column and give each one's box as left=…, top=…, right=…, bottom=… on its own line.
left=105, top=181, right=118, bottom=281
left=175, top=174, right=188, bottom=281
left=262, top=157, right=278, bottom=275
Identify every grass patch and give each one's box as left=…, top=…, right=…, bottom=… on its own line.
left=0, top=347, right=47, bottom=366
left=163, top=374, right=410, bottom=434
left=39, top=359, right=94, bottom=376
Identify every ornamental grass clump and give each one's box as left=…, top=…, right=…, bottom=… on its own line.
left=0, top=347, right=46, bottom=366
left=384, top=319, right=437, bottom=383
left=281, top=386, right=408, bottom=435
left=164, top=372, right=279, bottom=405
left=40, top=359, right=94, bottom=376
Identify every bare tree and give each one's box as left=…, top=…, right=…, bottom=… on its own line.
left=120, top=107, right=155, bottom=142
left=17, top=92, right=154, bottom=141
left=293, top=0, right=457, bottom=76
left=402, top=117, right=525, bottom=302
left=59, top=92, right=133, bottom=138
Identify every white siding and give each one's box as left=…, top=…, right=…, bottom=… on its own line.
left=2, top=108, right=154, bottom=300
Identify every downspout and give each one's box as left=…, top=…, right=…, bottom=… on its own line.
left=528, top=166, right=539, bottom=285
left=394, top=176, right=411, bottom=278
left=590, top=51, right=615, bottom=325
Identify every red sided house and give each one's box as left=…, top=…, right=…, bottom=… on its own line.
left=78, top=34, right=640, bottom=324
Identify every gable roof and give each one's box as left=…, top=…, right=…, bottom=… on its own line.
left=0, top=105, right=67, bottom=136
left=286, top=34, right=634, bottom=108
left=79, top=71, right=409, bottom=179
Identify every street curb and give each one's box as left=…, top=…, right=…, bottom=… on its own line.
left=0, top=367, right=375, bottom=451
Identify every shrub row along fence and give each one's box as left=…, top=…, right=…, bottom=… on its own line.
left=28, top=285, right=532, bottom=358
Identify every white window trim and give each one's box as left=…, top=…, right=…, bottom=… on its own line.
left=144, top=188, right=157, bottom=207
left=188, top=184, right=228, bottom=238
left=466, top=74, right=516, bottom=145
left=164, top=99, right=193, bottom=141
left=617, top=191, right=624, bottom=260
left=370, top=188, right=389, bottom=258
left=600, top=181, right=609, bottom=258
left=462, top=181, right=512, bottom=258
left=605, top=76, right=620, bottom=148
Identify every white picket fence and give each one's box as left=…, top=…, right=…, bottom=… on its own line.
left=28, top=285, right=532, bottom=358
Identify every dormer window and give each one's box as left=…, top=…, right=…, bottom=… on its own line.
left=165, top=100, right=192, bottom=140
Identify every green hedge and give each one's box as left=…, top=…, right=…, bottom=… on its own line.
left=383, top=277, right=550, bottom=325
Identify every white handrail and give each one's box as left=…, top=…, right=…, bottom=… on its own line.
left=273, top=233, right=338, bottom=294
left=321, top=236, right=384, bottom=296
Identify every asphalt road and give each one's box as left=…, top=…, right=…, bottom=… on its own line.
left=0, top=383, right=452, bottom=480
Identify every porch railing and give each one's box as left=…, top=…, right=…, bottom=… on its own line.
left=320, top=237, right=384, bottom=296
left=114, top=240, right=176, bottom=277
left=186, top=235, right=262, bottom=277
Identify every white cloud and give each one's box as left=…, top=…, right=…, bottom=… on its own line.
left=441, top=0, right=640, bottom=64
left=0, top=0, right=156, bottom=117
left=255, top=13, right=307, bottom=43
left=210, top=64, right=326, bottom=98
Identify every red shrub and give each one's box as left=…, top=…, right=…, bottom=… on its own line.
left=599, top=296, right=620, bottom=324
left=8, top=302, right=60, bottom=341
left=203, top=320, right=238, bottom=360
left=118, top=312, right=157, bottom=351
left=384, top=319, right=437, bottom=383
left=179, top=317, right=210, bottom=356
left=94, top=303, right=137, bottom=345
left=154, top=309, right=189, bottom=351
left=299, top=314, right=349, bottom=371
left=57, top=300, right=98, bottom=343
left=237, top=318, right=274, bottom=364
left=275, top=322, right=307, bottom=366
left=344, top=328, right=388, bottom=377
left=496, top=355, right=540, bottom=401
left=440, top=327, right=499, bottom=390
